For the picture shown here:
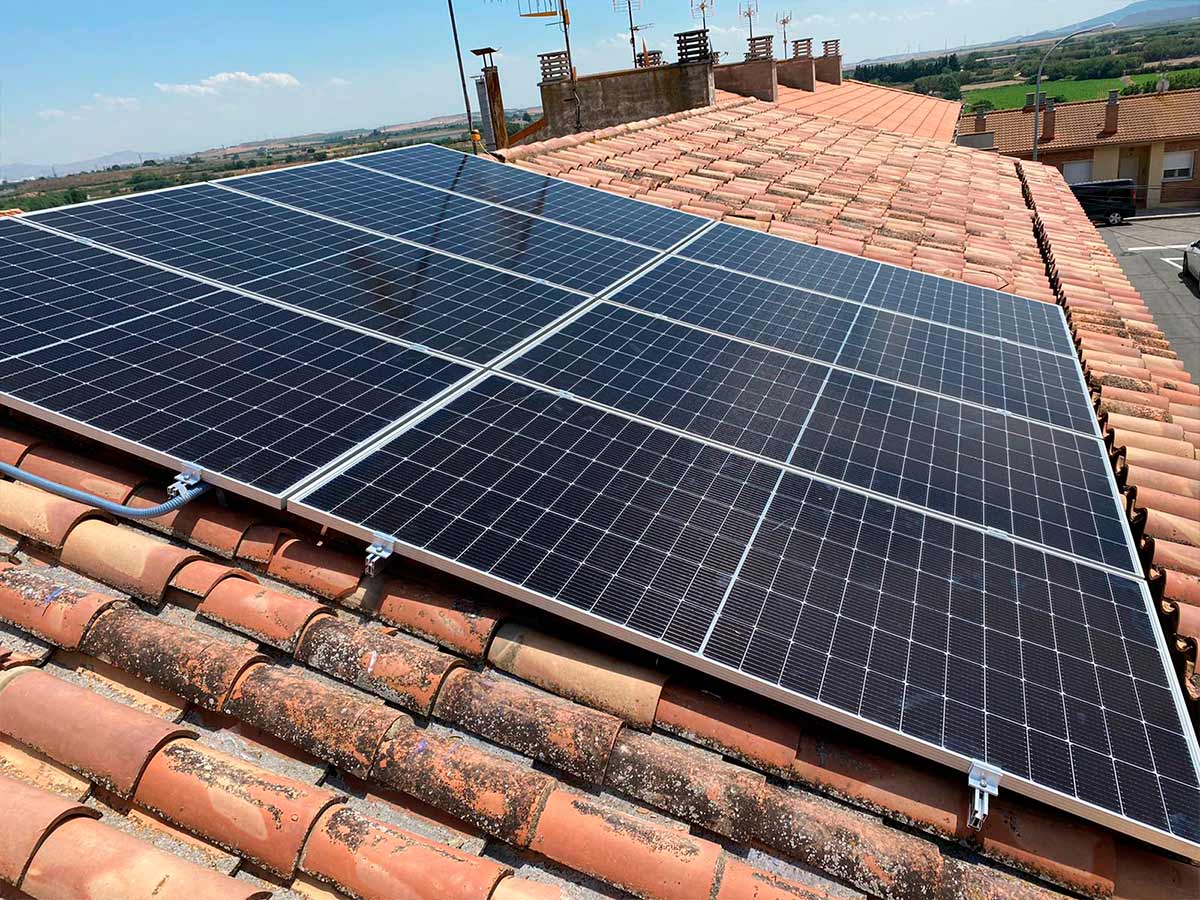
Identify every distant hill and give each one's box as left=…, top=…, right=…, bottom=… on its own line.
left=1, top=151, right=170, bottom=184
left=851, top=0, right=1199, bottom=67
left=1004, top=0, right=1199, bottom=42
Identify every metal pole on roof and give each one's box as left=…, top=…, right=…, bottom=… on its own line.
left=1031, top=22, right=1115, bottom=161
left=447, top=0, right=477, bottom=152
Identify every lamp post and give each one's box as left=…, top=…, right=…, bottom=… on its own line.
left=1031, top=22, right=1115, bottom=160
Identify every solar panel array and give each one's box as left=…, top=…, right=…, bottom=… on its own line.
left=4, top=144, right=1197, bottom=857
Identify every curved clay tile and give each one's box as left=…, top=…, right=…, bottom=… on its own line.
left=0, top=774, right=98, bottom=887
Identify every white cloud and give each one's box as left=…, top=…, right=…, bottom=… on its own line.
left=93, top=93, right=140, bottom=110
left=849, top=8, right=934, bottom=24
left=155, top=71, right=301, bottom=96
left=36, top=108, right=65, bottom=120
left=327, top=77, right=351, bottom=87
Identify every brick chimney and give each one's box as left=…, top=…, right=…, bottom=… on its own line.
left=1041, top=99, right=1055, bottom=142
left=814, top=39, right=842, bottom=85
left=974, top=108, right=987, bottom=132
left=1024, top=92, right=1036, bottom=110
left=778, top=38, right=817, bottom=90
left=1102, top=90, right=1119, bottom=135
left=472, top=47, right=508, bottom=151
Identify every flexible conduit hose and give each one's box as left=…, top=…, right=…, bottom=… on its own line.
left=0, top=461, right=211, bottom=520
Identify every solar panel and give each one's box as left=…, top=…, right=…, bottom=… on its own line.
left=294, top=375, right=1199, bottom=854
left=681, top=223, right=1073, bottom=355
left=236, top=238, right=584, bottom=365
left=0, top=290, right=471, bottom=498
left=397, top=206, right=659, bottom=294
left=0, top=219, right=220, bottom=357
left=864, top=263, right=1071, bottom=355
left=613, top=258, right=1095, bottom=434
left=680, top=224, right=880, bottom=301
left=224, top=161, right=491, bottom=235
left=9, top=143, right=1199, bottom=859
left=505, top=303, right=1132, bottom=572
left=613, top=257, right=859, bottom=363
left=30, top=184, right=373, bottom=287
left=354, top=143, right=557, bottom=203
left=505, top=302, right=830, bottom=462
left=352, top=145, right=708, bottom=249
left=838, top=307, right=1096, bottom=434
left=792, top=369, right=1133, bottom=571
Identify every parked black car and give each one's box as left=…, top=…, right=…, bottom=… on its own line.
left=1069, top=178, right=1138, bottom=226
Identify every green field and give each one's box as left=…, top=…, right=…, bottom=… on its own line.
left=962, top=68, right=1200, bottom=111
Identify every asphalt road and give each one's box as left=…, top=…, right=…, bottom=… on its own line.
left=1102, top=214, right=1200, bottom=383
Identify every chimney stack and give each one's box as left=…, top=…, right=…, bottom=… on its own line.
left=974, top=108, right=987, bottom=131
left=745, top=34, right=774, bottom=61
left=814, top=38, right=843, bottom=85
left=792, top=38, right=813, bottom=58
left=472, top=48, right=507, bottom=151
left=1041, top=98, right=1055, bottom=142
left=1024, top=92, right=1037, bottom=110
left=1103, top=89, right=1120, bottom=134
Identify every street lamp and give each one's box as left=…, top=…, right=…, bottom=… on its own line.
left=1031, top=22, right=1116, bottom=160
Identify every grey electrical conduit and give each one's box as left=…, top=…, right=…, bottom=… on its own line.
left=0, top=461, right=211, bottom=520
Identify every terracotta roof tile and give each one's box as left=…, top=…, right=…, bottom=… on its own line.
left=60, top=519, right=202, bottom=605
left=134, top=739, right=341, bottom=878
left=82, top=606, right=266, bottom=711
left=199, top=578, right=330, bottom=652
left=487, top=623, right=667, bottom=729
left=20, top=811, right=269, bottom=899
left=369, top=570, right=506, bottom=658
left=0, top=667, right=195, bottom=796
left=0, top=774, right=98, bottom=886
left=433, top=668, right=622, bottom=783
left=224, top=663, right=403, bottom=779
left=18, top=444, right=146, bottom=504
left=294, top=617, right=459, bottom=715
left=529, top=789, right=723, bottom=899
left=299, top=806, right=508, bottom=900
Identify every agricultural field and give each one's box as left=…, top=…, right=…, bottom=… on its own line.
left=962, top=67, right=1200, bottom=111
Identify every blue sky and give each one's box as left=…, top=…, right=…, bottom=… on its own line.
left=5, top=1, right=1123, bottom=166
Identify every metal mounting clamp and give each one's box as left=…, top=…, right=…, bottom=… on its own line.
left=967, top=761, right=1003, bottom=830
left=169, top=465, right=203, bottom=498
left=365, top=536, right=395, bottom=577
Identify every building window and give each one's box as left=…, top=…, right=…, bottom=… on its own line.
left=1062, top=159, right=1094, bottom=184
left=1163, top=150, right=1195, bottom=181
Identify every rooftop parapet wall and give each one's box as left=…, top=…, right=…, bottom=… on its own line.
left=713, top=58, right=778, bottom=102
left=777, top=55, right=816, bottom=91
left=538, top=61, right=715, bottom=139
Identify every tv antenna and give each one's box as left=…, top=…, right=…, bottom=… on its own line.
left=776, top=10, right=792, bottom=49
left=690, top=0, right=715, bottom=30
left=738, top=1, right=759, bottom=39
left=615, top=1, right=654, bottom=69
left=514, top=1, right=580, bottom=129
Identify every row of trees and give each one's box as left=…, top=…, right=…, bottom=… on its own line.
left=853, top=54, right=960, bottom=85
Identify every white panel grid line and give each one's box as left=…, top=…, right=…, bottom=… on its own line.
left=287, top=220, right=722, bottom=503
left=697, top=275, right=875, bottom=655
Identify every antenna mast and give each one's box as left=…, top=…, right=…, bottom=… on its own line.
left=738, top=1, right=758, bottom=40
left=776, top=10, right=792, bottom=50
left=690, top=0, right=714, bottom=31
left=615, top=1, right=653, bottom=69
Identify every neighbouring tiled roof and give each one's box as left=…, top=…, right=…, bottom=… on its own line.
left=767, top=81, right=961, bottom=142
left=0, top=418, right=1198, bottom=900
left=501, top=96, right=1059, bottom=302
left=958, top=89, right=1200, bottom=155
